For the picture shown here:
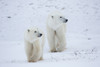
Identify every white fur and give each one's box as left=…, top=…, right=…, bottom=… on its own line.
left=24, top=27, right=45, bottom=62
left=47, top=11, right=67, bottom=52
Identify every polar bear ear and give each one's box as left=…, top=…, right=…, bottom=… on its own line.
left=27, top=29, right=30, bottom=32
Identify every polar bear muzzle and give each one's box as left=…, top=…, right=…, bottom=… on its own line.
left=38, top=33, right=42, bottom=37
left=59, top=16, right=68, bottom=23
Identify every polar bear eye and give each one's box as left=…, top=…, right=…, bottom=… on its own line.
left=34, top=31, right=37, bottom=33
left=51, top=16, right=53, bottom=18
left=27, top=29, right=30, bottom=32
left=60, top=16, right=62, bottom=18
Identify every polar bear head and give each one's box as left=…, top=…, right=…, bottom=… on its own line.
left=47, top=11, right=68, bottom=30
left=25, top=27, right=42, bottom=43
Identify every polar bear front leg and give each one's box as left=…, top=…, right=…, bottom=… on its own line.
left=40, top=46, right=43, bottom=60
left=30, top=41, right=41, bottom=62
left=47, top=26, right=56, bottom=52
left=56, top=27, right=66, bottom=52
left=25, top=41, right=33, bottom=62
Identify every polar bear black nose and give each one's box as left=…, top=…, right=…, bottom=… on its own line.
left=40, top=34, right=42, bottom=36
left=38, top=33, right=42, bottom=37
left=65, top=19, right=68, bottom=22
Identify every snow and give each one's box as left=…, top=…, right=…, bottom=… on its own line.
left=0, top=0, right=100, bottom=67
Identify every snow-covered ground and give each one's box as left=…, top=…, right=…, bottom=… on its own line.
left=0, top=0, right=100, bottom=67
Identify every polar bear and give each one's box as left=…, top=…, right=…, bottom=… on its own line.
left=47, top=11, right=68, bottom=52
left=24, top=27, right=45, bottom=62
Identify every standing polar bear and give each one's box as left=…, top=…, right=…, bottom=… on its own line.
left=24, top=27, right=45, bottom=62
left=47, top=11, right=68, bottom=52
